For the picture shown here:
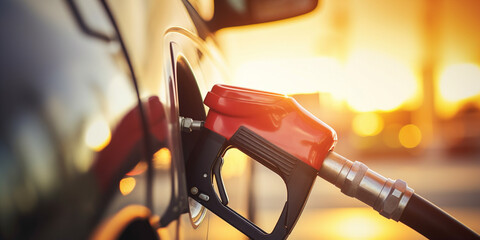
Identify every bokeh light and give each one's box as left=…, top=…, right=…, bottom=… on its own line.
left=153, top=147, right=172, bottom=169
left=399, top=124, right=422, bottom=148
left=84, top=118, right=111, bottom=152
left=126, top=161, right=148, bottom=176
left=439, top=63, right=480, bottom=102
left=345, top=50, right=418, bottom=112
left=437, top=63, right=480, bottom=118
left=352, top=112, right=384, bottom=137
left=119, top=177, right=136, bottom=196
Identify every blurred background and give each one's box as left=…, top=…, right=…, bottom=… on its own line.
left=206, top=0, right=480, bottom=239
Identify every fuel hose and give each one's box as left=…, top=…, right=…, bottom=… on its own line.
left=400, top=193, right=479, bottom=239
left=318, top=152, right=480, bottom=239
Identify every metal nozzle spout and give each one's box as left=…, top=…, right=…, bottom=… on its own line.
left=179, top=116, right=204, bottom=132
left=318, top=152, right=414, bottom=221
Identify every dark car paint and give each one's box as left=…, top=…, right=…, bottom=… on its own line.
left=0, top=0, right=226, bottom=239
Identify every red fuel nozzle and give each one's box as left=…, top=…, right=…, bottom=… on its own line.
left=186, top=84, right=479, bottom=240
left=186, top=84, right=337, bottom=240
left=204, top=84, right=337, bottom=170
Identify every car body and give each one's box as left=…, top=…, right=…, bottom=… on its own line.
left=0, top=0, right=318, bottom=239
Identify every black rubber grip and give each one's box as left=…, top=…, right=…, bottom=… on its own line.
left=230, top=126, right=298, bottom=181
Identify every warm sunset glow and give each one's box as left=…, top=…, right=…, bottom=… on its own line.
left=399, top=124, right=422, bottom=148
left=352, top=112, right=384, bottom=137
left=119, top=177, right=136, bottom=196
left=337, top=211, right=380, bottom=239
left=332, top=209, right=384, bottom=239
left=232, top=57, right=344, bottom=95
left=85, top=118, right=111, bottom=152
left=222, top=148, right=248, bottom=178
left=288, top=208, right=419, bottom=239
left=345, top=51, right=418, bottom=112
left=211, top=3, right=480, bottom=239
left=219, top=4, right=421, bottom=113
left=231, top=51, right=419, bottom=113
left=439, top=63, right=480, bottom=102
left=153, top=148, right=171, bottom=169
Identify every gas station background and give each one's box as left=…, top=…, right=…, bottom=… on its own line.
left=203, top=0, right=480, bottom=239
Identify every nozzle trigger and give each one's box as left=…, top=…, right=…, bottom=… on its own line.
left=187, top=127, right=317, bottom=240
left=213, top=156, right=229, bottom=205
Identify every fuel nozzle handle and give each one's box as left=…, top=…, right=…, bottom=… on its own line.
left=186, top=84, right=337, bottom=240
left=319, top=152, right=480, bottom=239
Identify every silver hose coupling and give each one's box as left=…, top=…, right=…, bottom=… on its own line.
left=318, top=152, right=414, bottom=221
left=179, top=117, right=204, bottom=132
